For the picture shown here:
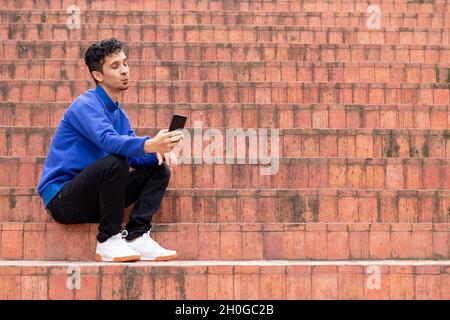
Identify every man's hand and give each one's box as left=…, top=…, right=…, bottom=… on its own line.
left=156, top=151, right=179, bottom=167
left=144, top=129, right=184, bottom=154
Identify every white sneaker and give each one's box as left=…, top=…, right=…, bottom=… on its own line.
left=95, top=233, right=141, bottom=262
left=123, top=231, right=177, bottom=261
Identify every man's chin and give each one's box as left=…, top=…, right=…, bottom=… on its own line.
left=119, top=84, right=129, bottom=91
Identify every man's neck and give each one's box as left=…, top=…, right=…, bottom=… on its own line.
left=98, top=83, right=119, bottom=103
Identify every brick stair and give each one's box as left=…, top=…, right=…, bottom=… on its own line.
left=1, top=10, right=449, bottom=28
left=1, top=0, right=448, bottom=13
left=1, top=260, right=450, bottom=300
left=1, top=221, right=449, bottom=261
left=3, top=24, right=449, bottom=45
left=3, top=126, right=450, bottom=158
left=2, top=80, right=449, bottom=105
left=3, top=60, right=449, bottom=83
left=2, top=156, right=450, bottom=189
left=2, top=187, right=450, bottom=223
left=3, top=41, right=449, bottom=63
left=0, top=0, right=449, bottom=300
left=1, top=102, right=449, bottom=129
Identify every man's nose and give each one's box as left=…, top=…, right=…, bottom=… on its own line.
left=120, top=65, right=129, bottom=74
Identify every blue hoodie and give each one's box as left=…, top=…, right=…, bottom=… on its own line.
left=37, top=84, right=158, bottom=207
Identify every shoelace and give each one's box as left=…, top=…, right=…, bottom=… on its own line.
left=120, top=230, right=163, bottom=249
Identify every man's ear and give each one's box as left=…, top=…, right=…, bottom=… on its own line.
left=92, top=70, right=103, bottom=83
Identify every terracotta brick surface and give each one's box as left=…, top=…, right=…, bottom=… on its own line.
left=14, top=156, right=450, bottom=189
left=1, top=0, right=450, bottom=301
left=0, top=261, right=449, bottom=299
left=311, top=266, right=338, bottom=299
left=1, top=222, right=449, bottom=261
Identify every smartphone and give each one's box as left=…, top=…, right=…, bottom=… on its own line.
left=168, top=114, right=187, bottom=132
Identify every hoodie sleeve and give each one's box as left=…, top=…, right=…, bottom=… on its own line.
left=67, top=96, right=148, bottom=158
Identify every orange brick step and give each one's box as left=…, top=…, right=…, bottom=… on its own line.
left=1, top=260, right=450, bottom=300
left=1, top=59, right=447, bottom=83
left=1, top=10, right=449, bottom=28
left=2, top=23, right=448, bottom=45
left=3, top=126, right=450, bottom=159
left=1, top=80, right=449, bottom=104
left=2, top=41, right=448, bottom=64
left=2, top=187, right=450, bottom=224
left=1, top=102, right=448, bottom=129
left=0, top=0, right=448, bottom=14
left=0, top=222, right=448, bottom=261
left=1, top=156, right=450, bottom=189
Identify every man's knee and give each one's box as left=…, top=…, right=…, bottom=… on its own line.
left=103, top=155, right=129, bottom=177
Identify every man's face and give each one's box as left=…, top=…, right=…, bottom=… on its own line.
left=93, top=50, right=129, bottom=92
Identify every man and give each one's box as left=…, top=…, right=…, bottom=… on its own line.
left=37, top=38, right=184, bottom=262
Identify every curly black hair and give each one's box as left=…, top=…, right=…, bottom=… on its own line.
left=84, top=38, right=125, bottom=83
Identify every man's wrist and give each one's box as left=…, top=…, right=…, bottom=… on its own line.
left=144, top=138, right=155, bottom=154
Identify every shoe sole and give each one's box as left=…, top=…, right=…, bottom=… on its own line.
left=95, top=254, right=141, bottom=262
left=140, top=254, right=178, bottom=261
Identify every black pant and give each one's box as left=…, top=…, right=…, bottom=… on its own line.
left=47, top=155, right=170, bottom=242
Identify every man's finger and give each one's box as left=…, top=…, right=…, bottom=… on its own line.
left=170, top=152, right=178, bottom=166
left=172, top=131, right=184, bottom=136
left=164, top=153, right=171, bottom=166
left=170, top=134, right=183, bottom=142
left=156, top=153, right=164, bottom=166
